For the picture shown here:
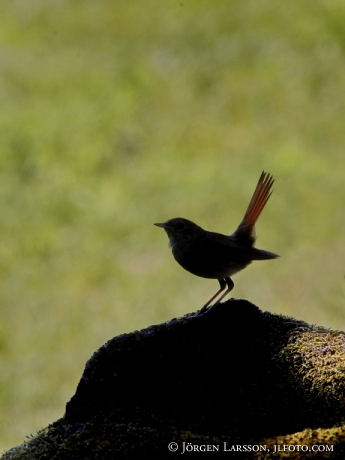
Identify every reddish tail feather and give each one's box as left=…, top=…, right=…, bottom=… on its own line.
left=234, top=171, right=274, bottom=246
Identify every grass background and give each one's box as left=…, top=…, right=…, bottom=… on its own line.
left=1, top=0, right=345, bottom=451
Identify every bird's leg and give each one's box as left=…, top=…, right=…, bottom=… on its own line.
left=198, top=279, right=227, bottom=314
left=209, top=277, right=234, bottom=309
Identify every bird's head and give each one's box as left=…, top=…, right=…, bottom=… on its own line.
left=154, top=217, right=204, bottom=248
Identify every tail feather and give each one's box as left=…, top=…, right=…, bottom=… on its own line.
left=234, top=171, right=274, bottom=245
left=250, top=247, right=279, bottom=260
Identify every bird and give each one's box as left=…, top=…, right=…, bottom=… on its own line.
left=154, top=171, right=279, bottom=313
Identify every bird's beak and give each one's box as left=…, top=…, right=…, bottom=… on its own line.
left=154, top=222, right=167, bottom=229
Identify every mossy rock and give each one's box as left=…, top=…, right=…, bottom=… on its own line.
left=2, top=300, right=345, bottom=459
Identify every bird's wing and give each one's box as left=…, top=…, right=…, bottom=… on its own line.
left=174, top=232, right=278, bottom=279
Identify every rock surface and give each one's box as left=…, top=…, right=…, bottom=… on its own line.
left=2, top=299, right=345, bottom=459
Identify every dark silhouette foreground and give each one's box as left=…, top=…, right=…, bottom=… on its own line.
left=2, top=299, right=345, bottom=459
left=155, top=172, right=278, bottom=311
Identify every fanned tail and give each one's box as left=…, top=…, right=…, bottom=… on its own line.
left=233, top=171, right=274, bottom=246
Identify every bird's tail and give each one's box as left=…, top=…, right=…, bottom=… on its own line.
left=233, top=171, right=274, bottom=246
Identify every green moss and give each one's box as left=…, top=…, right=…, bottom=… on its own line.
left=281, top=329, right=345, bottom=403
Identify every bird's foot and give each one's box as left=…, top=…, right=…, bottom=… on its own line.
left=197, top=278, right=234, bottom=315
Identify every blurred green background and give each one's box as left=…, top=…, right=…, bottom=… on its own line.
left=1, top=0, right=345, bottom=451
